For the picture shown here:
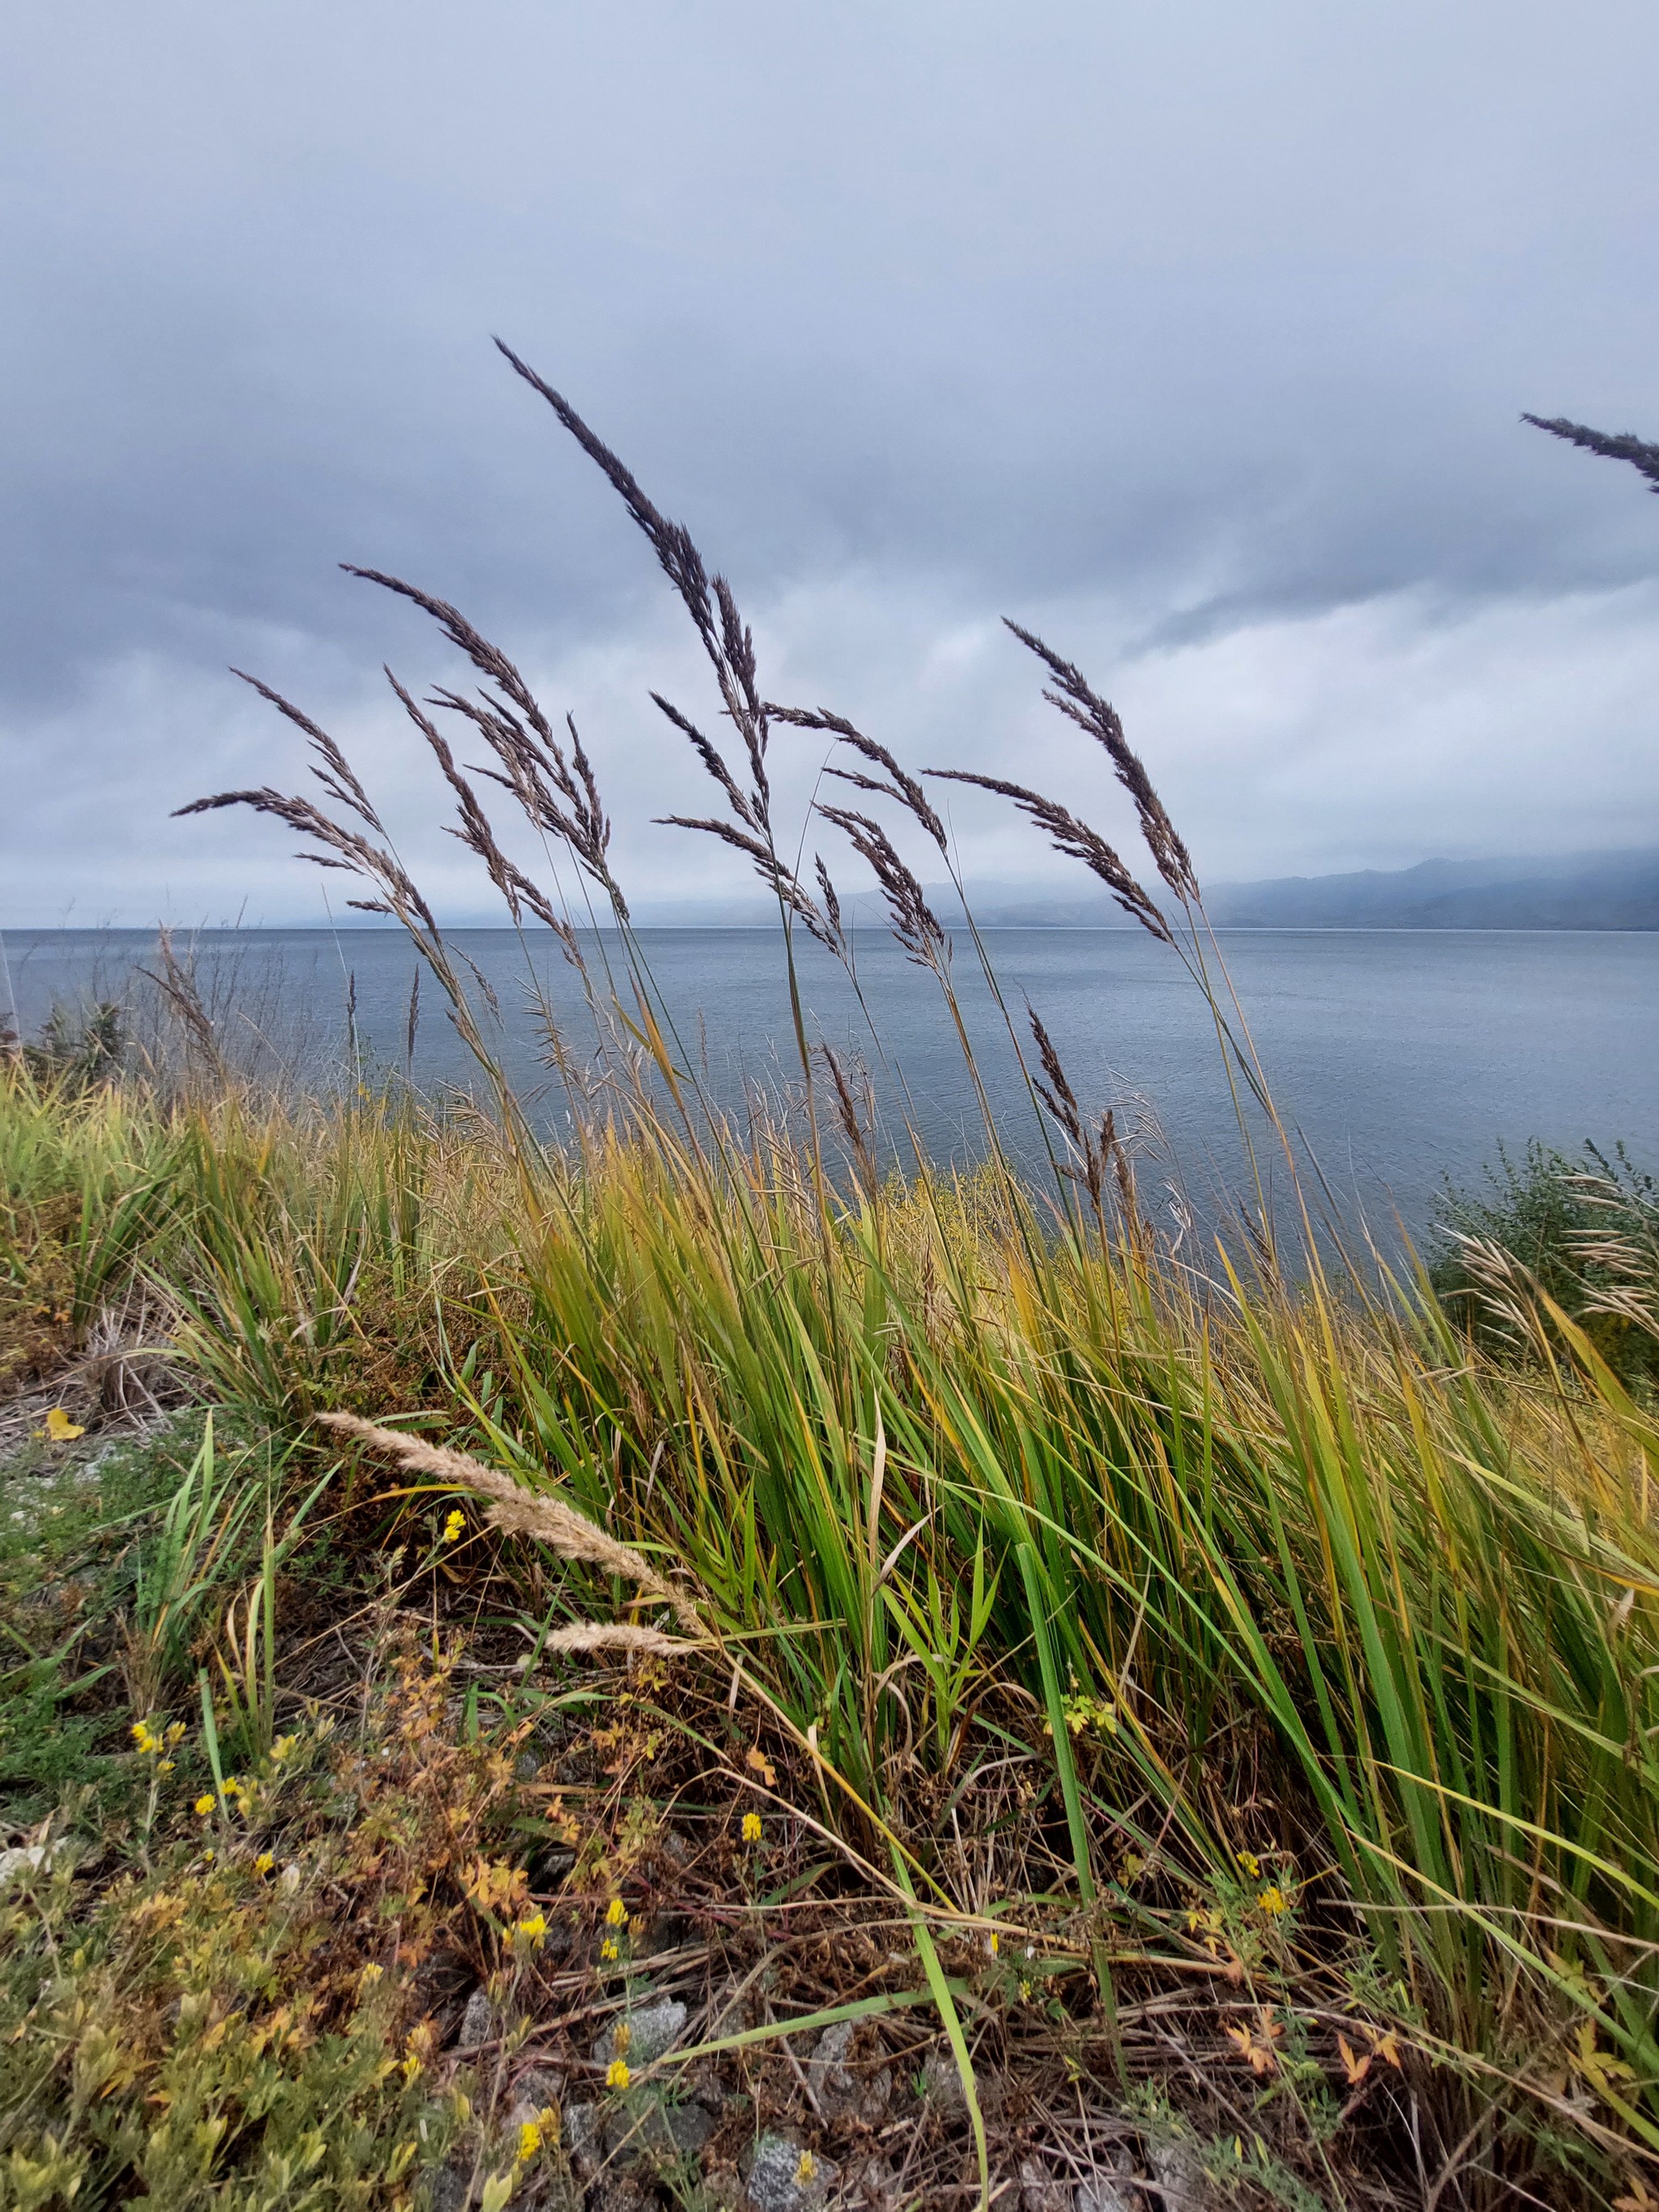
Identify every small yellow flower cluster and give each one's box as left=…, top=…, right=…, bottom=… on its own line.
left=254, top=1852, right=275, bottom=1877
left=442, top=1509, right=466, bottom=1544
left=605, top=1896, right=628, bottom=1926
left=741, top=1811, right=762, bottom=1843
left=1256, top=1885, right=1290, bottom=1918
left=1235, top=1849, right=1261, bottom=1879
left=795, top=2152, right=817, bottom=2185
left=194, top=1794, right=216, bottom=1818
left=130, top=1719, right=185, bottom=1775
left=599, top=1937, right=619, bottom=1963
left=605, top=2058, right=630, bottom=2090
left=516, top=2119, right=544, bottom=2163
left=514, top=1912, right=548, bottom=1948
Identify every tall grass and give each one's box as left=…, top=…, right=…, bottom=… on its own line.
left=5, top=358, right=1657, bottom=2203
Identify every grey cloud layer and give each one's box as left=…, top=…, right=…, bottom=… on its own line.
left=3, top=0, right=1657, bottom=924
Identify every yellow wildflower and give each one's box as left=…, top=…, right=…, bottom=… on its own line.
left=194, top=1794, right=215, bottom=1817
left=360, top=1962, right=384, bottom=1985
left=514, top=1912, right=548, bottom=1946
left=599, top=1937, right=619, bottom=1962
left=741, top=1811, right=762, bottom=1843
left=516, top=2119, right=543, bottom=2163
left=443, top=1509, right=465, bottom=1543
left=43, top=1408, right=84, bottom=1443
left=1235, top=1850, right=1261, bottom=1879
left=254, top=1852, right=275, bottom=1876
left=606, top=2058, right=630, bottom=2090
left=605, top=1896, right=628, bottom=1926
left=1257, top=1885, right=1289, bottom=1918
left=795, top=2152, right=817, bottom=2185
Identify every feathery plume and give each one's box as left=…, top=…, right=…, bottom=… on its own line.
left=927, top=771, right=1171, bottom=941
left=815, top=804, right=946, bottom=969
left=1001, top=622, right=1198, bottom=901
left=317, top=1413, right=702, bottom=1634
left=1524, top=413, right=1659, bottom=494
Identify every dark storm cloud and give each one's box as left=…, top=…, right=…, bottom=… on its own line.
left=3, top=0, right=1658, bottom=923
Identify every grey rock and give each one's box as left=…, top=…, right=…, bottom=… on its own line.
left=1019, top=2159, right=1069, bottom=2212
left=586, top=2178, right=650, bottom=2212
left=591, top=1997, right=688, bottom=2071
left=423, top=2161, right=473, bottom=2212
left=918, top=2049, right=967, bottom=2114
left=457, top=1985, right=496, bottom=2049
left=606, top=2092, right=714, bottom=2165
left=744, top=2131, right=835, bottom=2212
left=509, top=2066, right=563, bottom=2129
left=807, top=2021, right=891, bottom=2128
left=846, top=2158, right=899, bottom=2211
left=565, top=2102, right=602, bottom=2179
left=1074, top=2179, right=1139, bottom=2212
left=1143, top=2142, right=1209, bottom=2210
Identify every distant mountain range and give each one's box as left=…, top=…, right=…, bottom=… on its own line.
left=629, top=847, right=1659, bottom=931
left=1204, top=848, right=1659, bottom=931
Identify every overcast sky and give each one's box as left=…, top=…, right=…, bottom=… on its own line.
left=3, top=0, right=1658, bottom=927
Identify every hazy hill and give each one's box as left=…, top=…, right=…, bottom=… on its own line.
left=1204, top=848, right=1659, bottom=931
left=627, top=848, right=1659, bottom=931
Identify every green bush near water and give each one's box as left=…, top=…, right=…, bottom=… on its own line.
left=1431, top=1138, right=1659, bottom=1390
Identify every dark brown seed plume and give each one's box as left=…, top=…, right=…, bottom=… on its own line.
left=1026, top=1006, right=1082, bottom=1148
left=817, top=1042, right=876, bottom=1193
left=814, top=857, right=844, bottom=949
left=768, top=705, right=949, bottom=855
left=926, top=769, right=1171, bottom=943
left=1002, top=620, right=1198, bottom=901
left=1523, top=413, right=1659, bottom=493
left=493, top=343, right=849, bottom=953
left=816, top=803, right=945, bottom=970
left=340, top=565, right=626, bottom=918
left=651, top=693, right=760, bottom=831
left=655, top=814, right=838, bottom=952
left=227, top=671, right=386, bottom=835
left=493, top=339, right=723, bottom=664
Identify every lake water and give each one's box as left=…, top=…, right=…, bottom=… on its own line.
left=6, top=925, right=1657, bottom=1247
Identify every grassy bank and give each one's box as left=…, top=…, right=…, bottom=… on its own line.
left=3, top=1059, right=1658, bottom=2210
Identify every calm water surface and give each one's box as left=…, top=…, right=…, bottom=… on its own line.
left=7, top=927, right=1656, bottom=1244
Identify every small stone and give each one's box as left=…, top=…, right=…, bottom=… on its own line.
left=807, top=2020, right=891, bottom=2127
left=744, top=2133, right=835, bottom=2212
left=456, top=1985, right=496, bottom=2049
left=1020, top=2159, right=1069, bottom=2212
left=918, top=2049, right=967, bottom=2114
left=589, top=2177, right=650, bottom=2212
left=591, top=1997, right=688, bottom=2071
left=1075, top=2177, right=1139, bottom=2212
left=606, top=2092, right=714, bottom=2164
left=849, top=2157, right=900, bottom=2211
left=423, top=2161, right=472, bottom=2212
left=1144, top=2141, right=1209, bottom=2209
left=510, top=2065, right=563, bottom=2128
left=565, top=2101, right=602, bottom=2178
